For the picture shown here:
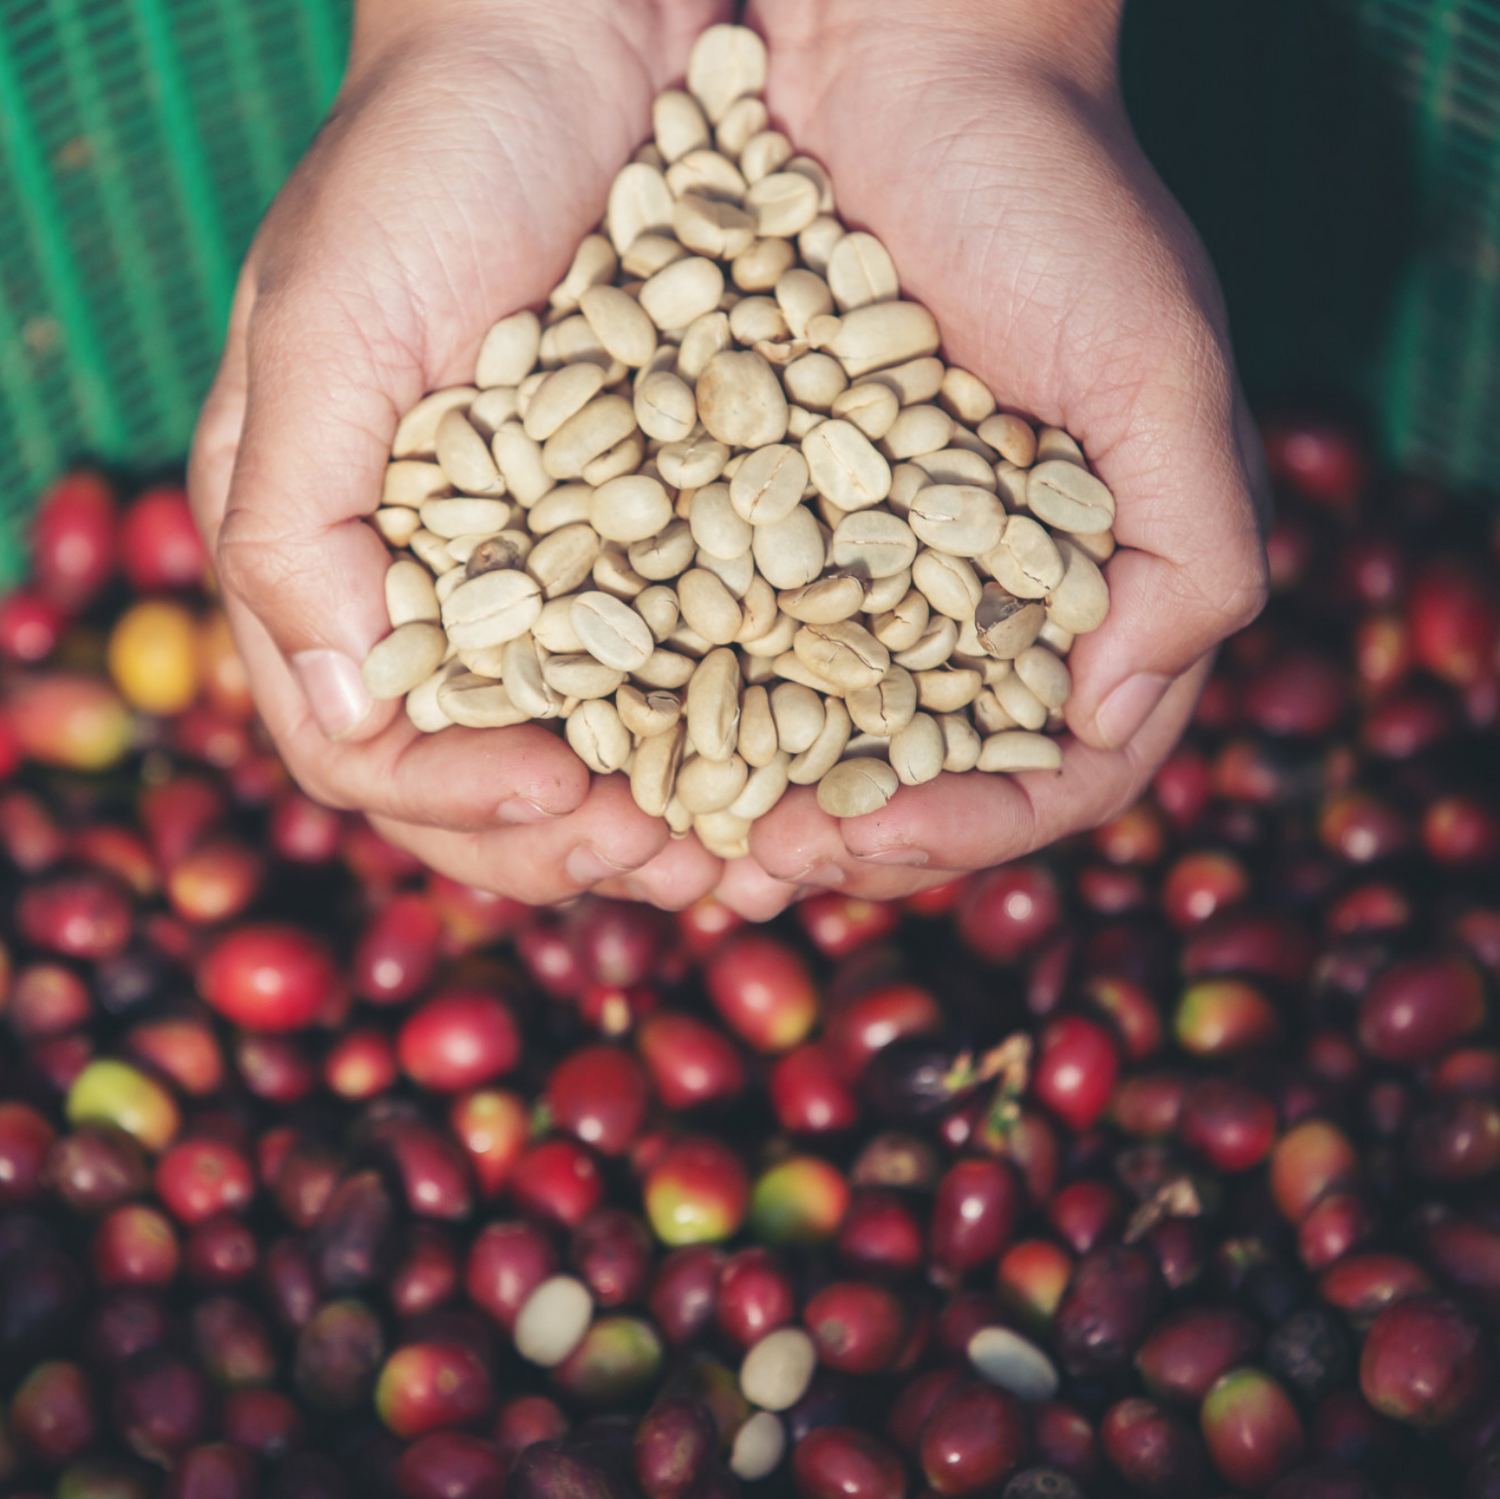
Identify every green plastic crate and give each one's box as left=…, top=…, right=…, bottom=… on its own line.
left=0, top=0, right=1497, bottom=586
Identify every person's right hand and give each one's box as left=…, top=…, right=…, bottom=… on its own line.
left=189, top=0, right=727, bottom=908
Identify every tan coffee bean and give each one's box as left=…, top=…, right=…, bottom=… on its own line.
left=677, top=568, right=744, bottom=645
left=418, top=497, right=512, bottom=540
left=632, top=585, right=681, bottom=644
left=606, top=161, right=674, bottom=253
left=630, top=721, right=686, bottom=817
left=393, top=388, right=477, bottom=458
left=884, top=405, right=954, bottom=460
left=908, top=484, right=1006, bottom=557
left=885, top=462, right=933, bottom=519
left=740, top=610, right=798, bottom=659
left=434, top=674, right=531, bottom=728
left=855, top=356, right=945, bottom=408
left=640, top=257, right=726, bottom=332
left=542, top=396, right=638, bottom=481
left=528, top=484, right=594, bottom=535
left=584, top=432, right=648, bottom=488
left=694, top=809, right=752, bottom=859
left=913, top=447, right=997, bottom=490
left=782, top=353, right=847, bottom=412
left=685, top=647, right=742, bottom=762
left=567, top=699, right=632, bottom=774
left=976, top=413, right=1036, bottom=468
left=1071, top=529, right=1115, bottom=564
left=746, top=172, right=820, bottom=237
left=829, top=510, right=918, bottom=579
left=892, top=612, right=958, bottom=671
left=695, top=546, right=755, bottom=600
left=802, top=419, right=892, bottom=512
left=541, top=653, right=627, bottom=700
left=913, top=667, right=983, bottom=712
left=797, top=214, right=844, bottom=276
left=522, top=365, right=605, bottom=442
left=912, top=549, right=981, bottom=621
left=740, top=129, right=793, bottom=184
left=441, top=569, right=542, bottom=651
left=774, top=269, right=833, bottom=340
left=570, top=591, right=656, bottom=673
left=689, top=483, right=753, bottom=559
left=383, top=460, right=450, bottom=508
left=492, top=424, right=555, bottom=507
left=787, top=696, right=851, bottom=784
left=817, top=757, right=898, bottom=817
left=676, top=751, right=749, bottom=814
left=695, top=351, right=788, bottom=448
left=677, top=310, right=733, bottom=382
left=715, top=94, right=769, bottom=156
left=385, top=560, right=440, bottom=627
left=777, top=573, right=865, bottom=625
left=829, top=303, right=940, bottom=379
left=666, top=148, right=748, bottom=203
left=622, top=234, right=689, bottom=279
left=627, top=519, right=696, bottom=582
left=617, top=684, right=683, bottom=739
left=871, top=589, right=929, bottom=652
left=729, top=444, right=808, bottom=524
left=732, top=236, right=797, bottom=292
left=986, top=515, right=1063, bottom=597
left=972, top=689, right=1017, bottom=734
left=687, top=24, right=767, bottom=123
left=793, top=619, right=889, bottom=691
left=406, top=662, right=460, bottom=733
left=728, top=295, right=788, bottom=346
left=407, top=530, right=455, bottom=576
left=830, top=382, right=900, bottom=444
left=887, top=712, right=945, bottom=785
left=1037, top=617, right=1074, bottom=654
left=533, top=596, right=586, bottom=654
left=768, top=681, right=825, bottom=753
left=474, top=309, right=542, bottom=389
left=1026, top=460, right=1116, bottom=534
left=973, top=581, right=1045, bottom=660
left=362, top=622, right=447, bottom=700
left=657, top=435, right=730, bottom=490
left=654, top=88, right=711, bottom=161
left=588, top=474, right=673, bottom=546
left=1045, top=537, right=1110, bottom=634
left=632, top=648, right=697, bottom=689
left=1014, top=643, right=1072, bottom=711
left=374, top=507, right=422, bottom=547
left=993, top=672, right=1048, bottom=730
left=727, top=750, right=790, bottom=820
left=937, top=367, right=995, bottom=425
left=497, top=634, right=557, bottom=719
left=752, top=506, right=824, bottom=590
left=978, top=731, right=1063, bottom=772
left=825, top=230, right=899, bottom=312
left=540, top=316, right=621, bottom=377
left=674, top=194, right=757, bottom=259
left=847, top=665, right=917, bottom=736
left=1036, top=426, right=1086, bottom=465
left=737, top=685, right=779, bottom=767
left=773, top=651, right=842, bottom=696
left=993, top=459, right=1029, bottom=512
left=664, top=794, right=694, bottom=835
left=550, top=235, right=617, bottom=314
left=524, top=524, right=601, bottom=600
left=786, top=154, right=834, bottom=212
left=935, top=712, right=979, bottom=772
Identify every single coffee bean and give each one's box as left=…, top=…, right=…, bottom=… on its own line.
left=503, top=634, right=562, bottom=719
left=375, top=507, right=423, bottom=547
left=817, top=757, right=899, bottom=817
left=417, top=497, right=512, bottom=541
left=736, top=574, right=780, bottom=643
left=986, top=516, right=1063, bottom=598
left=492, top=423, right=555, bottom=507
left=978, top=412, right=1038, bottom=467
left=913, top=549, right=983, bottom=620
left=593, top=542, right=650, bottom=600
left=728, top=750, right=791, bottom=820
left=394, top=387, right=477, bottom=457
left=688, top=483, right=753, bottom=560
left=889, top=712, right=945, bottom=785
left=856, top=354, right=945, bottom=406
left=830, top=302, right=940, bottom=377
left=640, top=255, right=726, bottom=331
left=885, top=404, right=955, bottom=459
left=994, top=672, right=1049, bottom=730
left=589, top=474, right=673, bottom=545
left=628, top=519, right=698, bottom=581
left=730, top=444, right=810, bottom=525
left=975, top=582, right=1046, bottom=660
left=915, top=445, right=998, bottom=490
left=832, top=381, right=900, bottom=441
left=1014, top=645, right=1072, bottom=711
left=802, top=419, right=892, bottom=512
left=606, top=160, right=674, bottom=254
left=694, top=808, right=753, bottom=858
left=872, top=588, right=929, bottom=651
left=1071, top=528, right=1115, bottom=564
left=687, top=22, right=768, bottom=123
left=437, top=674, right=533, bottom=728
left=514, top=1276, right=593, bottom=1367
left=973, top=687, right=1016, bottom=735
left=1045, top=537, right=1110, bottom=635
left=542, top=653, right=628, bottom=701
left=476, top=313, right=541, bottom=389
left=752, top=506, right=825, bottom=590
left=783, top=352, right=848, bottom=411
left=778, top=574, right=866, bottom=625
left=847, top=665, right=918, bottom=737
left=633, top=649, right=697, bottom=689
left=362, top=622, right=447, bottom=700
left=433, top=407, right=506, bottom=497
left=937, top=712, right=981, bottom=771
left=550, top=234, right=618, bottom=313
left=630, top=721, right=686, bottom=817
left=677, top=569, right=744, bottom=645
left=1027, top=459, right=1116, bottom=533
left=441, top=569, right=543, bottom=651
left=533, top=596, right=586, bottom=654
left=522, top=364, right=607, bottom=442
left=407, top=662, right=459, bottom=732
left=616, top=684, right=682, bottom=738
left=667, top=146, right=747, bottom=203
left=741, top=128, right=794, bottom=183
left=675, top=192, right=758, bottom=259
left=541, top=395, right=637, bottom=481
left=468, top=385, right=521, bottom=439
left=793, top=619, right=890, bottom=691
left=797, top=212, right=844, bottom=274
left=676, top=751, right=750, bottom=813
left=571, top=591, right=656, bottom=672
left=685, top=648, right=742, bottom=762
left=383, top=460, right=451, bottom=508
left=579, top=285, right=658, bottom=369
left=567, top=699, right=632, bottom=774
left=633, top=370, right=697, bottom=445
left=694, top=545, right=755, bottom=600
left=978, top=731, right=1063, bottom=772
left=829, top=510, right=918, bottom=578
left=775, top=268, right=834, bottom=339
left=634, top=585, right=681, bottom=643
left=385, top=560, right=440, bottom=627
left=734, top=234, right=798, bottom=292
left=654, top=88, right=710, bottom=159
left=1037, top=426, right=1087, bottom=464
left=730, top=295, right=789, bottom=346
left=740, top=1326, right=818, bottom=1411
left=696, top=350, right=789, bottom=448
left=893, top=613, right=960, bottom=671
left=746, top=171, right=821, bottom=236
left=940, top=365, right=997, bottom=424
left=737, top=685, right=779, bottom=767
left=769, top=681, right=826, bottom=754
left=526, top=524, right=602, bottom=599
left=909, top=483, right=1007, bottom=557
left=657, top=434, right=732, bottom=490
left=826, top=230, right=899, bottom=311
left=913, top=667, right=983, bottom=713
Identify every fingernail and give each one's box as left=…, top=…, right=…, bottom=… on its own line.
left=566, top=845, right=636, bottom=884
left=292, top=650, right=372, bottom=740
left=854, top=847, right=930, bottom=867
left=619, top=879, right=652, bottom=903
left=1096, top=672, right=1171, bottom=749
left=497, top=797, right=562, bottom=825
left=794, top=862, right=845, bottom=888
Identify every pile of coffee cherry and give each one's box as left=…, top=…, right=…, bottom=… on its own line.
left=0, top=417, right=1495, bottom=1499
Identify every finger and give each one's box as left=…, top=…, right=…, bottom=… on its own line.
left=188, top=265, right=257, bottom=546
left=713, top=857, right=803, bottom=923
left=367, top=776, right=672, bottom=907
left=594, top=836, right=725, bottom=911
left=836, top=659, right=1210, bottom=871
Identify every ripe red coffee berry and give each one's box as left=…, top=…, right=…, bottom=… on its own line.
left=1136, top=1306, right=1262, bottom=1404
left=717, top=1247, right=795, bottom=1348
left=464, top=1221, right=556, bottom=1331
left=545, top=1044, right=649, bottom=1156
left=397, top=991, right=521, bottom=1093
left=1357, top=954, right=1486, bottom=1063
left=636, top=1012, right=745, bottom=1110
left=956, top=862, right=1061, bottom=963
left=509, top=1138, right=603, bottom=1230
left=930, top=1158, right=1020, bottom=1273
left=1101, top=1397, right=1208, bottom=1499
left=919, top=1382, right=1028, bottom=1494
left=32, top=470, right=117, bottom=611
left=197, top=925, right=337, bottom=1032
left=704, top=933, right=818, bottom=1053
left=794, top=1426, right=907, bottom=1499
left=804, top=1281, right=906, bottom=1374
left=1179, top=1078, right=1278, bottom=1171
left=769, top=1043, right=859, bottom=1134
left=374, top=1342, right=492, bottom=1438
left=153, top=1137, right=254, bottom=1225
left=1032, top=1016, right=1119, bottom=1132
left=1200, top=1368, right=1305, bottom=1491
left=1359, top=1295, right=1487, bottom=1428
left=119, top=485, right=208, bottom=591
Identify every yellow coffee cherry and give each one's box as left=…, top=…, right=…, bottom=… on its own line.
left=107, top=599, right=200, bottom=714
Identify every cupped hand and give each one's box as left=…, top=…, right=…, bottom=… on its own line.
left=189, top=0, right=727, bottom=909
left=714, top=0, right=1270, bottom=920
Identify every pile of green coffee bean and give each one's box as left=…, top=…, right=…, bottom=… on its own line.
left=360, top=24, right=1113, bottom=855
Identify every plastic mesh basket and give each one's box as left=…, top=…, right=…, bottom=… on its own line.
left=0, top=0, right=1497, bottom=585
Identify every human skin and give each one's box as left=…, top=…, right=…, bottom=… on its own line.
left=189, top=0, right=1267, bottom=917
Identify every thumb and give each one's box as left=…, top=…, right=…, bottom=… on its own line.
left=1064, top=381, right=1270, bottom=750
left=215, top=287, right=415, bottom=743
